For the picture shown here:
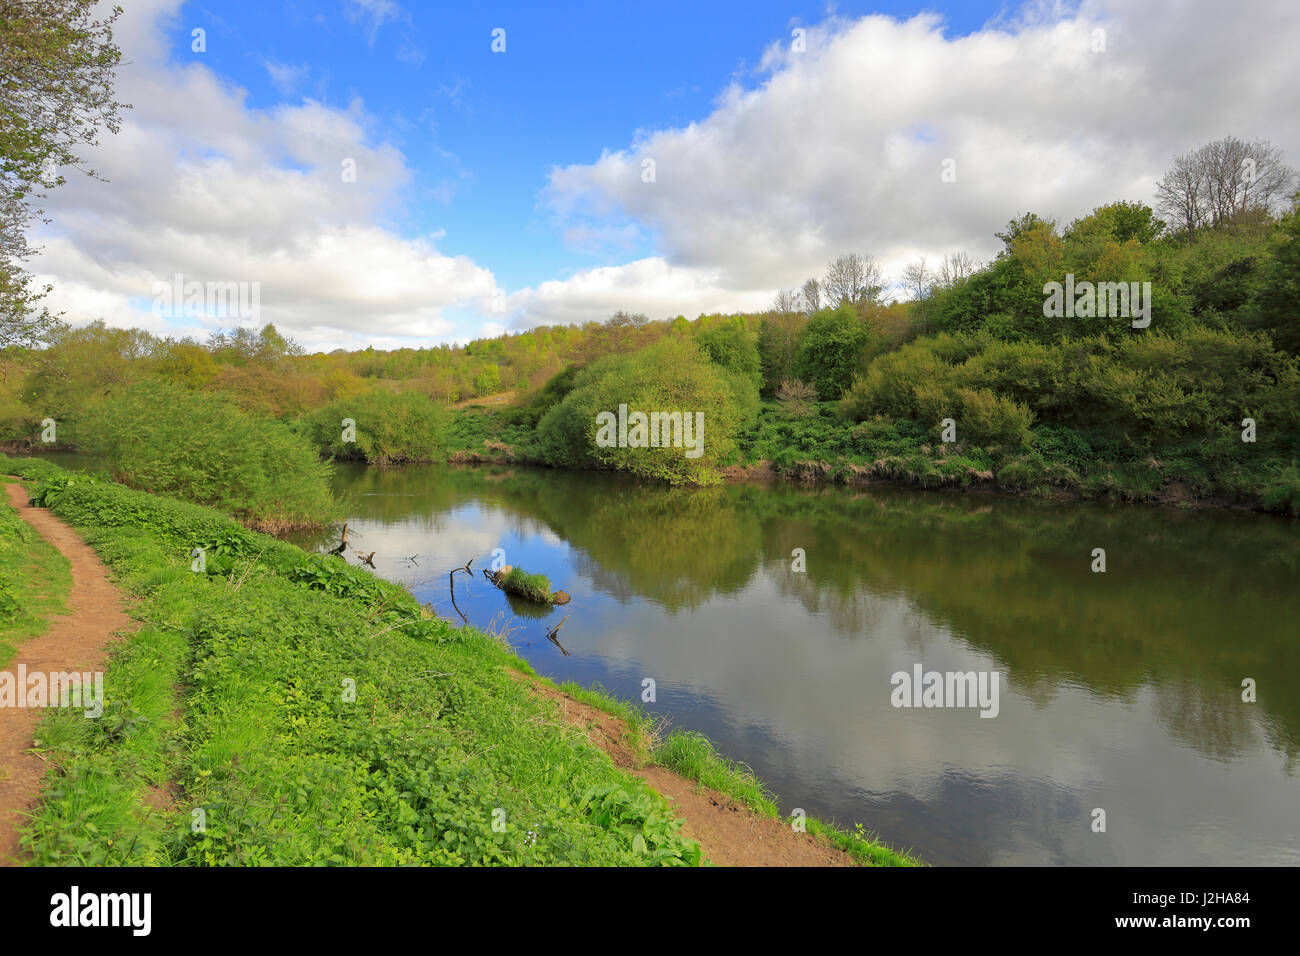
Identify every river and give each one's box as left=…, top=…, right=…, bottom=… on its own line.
left=287, top=461, right=1300, bottom=866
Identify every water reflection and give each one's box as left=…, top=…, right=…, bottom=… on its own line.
left=294, top=462, right=1300, bottom=865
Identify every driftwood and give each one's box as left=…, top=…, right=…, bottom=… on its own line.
left=448, top=559, right=473, bottom=624
left=358, top=551, right=376, bottom=569
left=545, top=615, right=571, bottom=656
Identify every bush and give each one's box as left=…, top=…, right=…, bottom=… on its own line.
left=301, top=389, right=448, bottom=464
left=75, top=381, right=333, bottom=531
left=794, top=305, right=873, bottom=400
left=696, top=323, right=762, bottom=389
left=535, top=337, right=758, bottom=484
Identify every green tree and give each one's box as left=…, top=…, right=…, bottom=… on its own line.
left=1, top=1, right=128, bottom=348
left=794, top=305, right=872, bottom=400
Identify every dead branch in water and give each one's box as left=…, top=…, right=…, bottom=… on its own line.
left=545, top=614, right=571, bottom=656
left=328, top=523, right=349, bottom=556
left=448, top=559, right=473, bottom=625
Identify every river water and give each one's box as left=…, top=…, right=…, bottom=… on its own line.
left=285, top=462, right=1300, bottom=866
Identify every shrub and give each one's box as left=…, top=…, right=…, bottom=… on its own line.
left=75, top=381, right=333, bottom=531
left=301, top=389, right=448, bottom=464
left=794, top=305, right=873, bottom=401
left=535, top=337, right=758, bottom=484
left=775, top=379, right=817, bottom=416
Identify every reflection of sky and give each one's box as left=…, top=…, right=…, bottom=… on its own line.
left=322, top=489, right=1300, bottom=867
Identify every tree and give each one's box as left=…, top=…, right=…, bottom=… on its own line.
left=772, top=288, right=800, bottom=314
left=800, top=277, right=821, bottom=313
left=1246, top=202, right=1300, bottom=353
left=696, top=323, right=761, bottom=386
left=995, top=213, right=1055, bottom=253
left=1, top=1, right=128, bottom=348
left=794, top=304, right=872, bottom=400
left=935, top=251, right=977, bottom=288
left=757, top=311, right=804, bottom=397
left=823, top=253, right=883, bottom=308
left=902, top=258, right=934, bottom=302
left=1067, top=201, right=1166, bottom=246
left=1156, top=138, right=1296, bottom=241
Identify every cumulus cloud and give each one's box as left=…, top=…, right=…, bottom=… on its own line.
left=31, top=0, right=500, bottom=352
left=546, top=0, right=1300, bottom=295
left=27, top=0, right=1300, bottom=348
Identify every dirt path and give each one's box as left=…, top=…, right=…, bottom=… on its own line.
left=0, top=481, right=134, bottom=865
left=527, top=679, right=855, bottom=867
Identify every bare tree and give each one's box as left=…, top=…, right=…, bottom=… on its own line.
left=801, top=277, right=821, bottom=313
left=772, top=288, right=801, bottom=314
left=1155, top=150, right=1209, bottom=241
left=935, top=252, right=977, bottom=288
left=823, top=253, right=883, bottom=308
left=1156, top=137, right=1297, bottom=241
left=902, top=258, right=934, bottom=302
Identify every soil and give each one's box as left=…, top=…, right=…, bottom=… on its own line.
left=525, top=677, right=855, bottom=867
left=0, top=480, right=134, bottom=865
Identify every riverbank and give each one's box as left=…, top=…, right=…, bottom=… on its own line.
left=0, top=455, right=916, bottom=866
left=445, top=403, right=1300, bottom=515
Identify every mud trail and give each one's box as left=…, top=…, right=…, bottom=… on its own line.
left=0, top=481, right=133, bottom=865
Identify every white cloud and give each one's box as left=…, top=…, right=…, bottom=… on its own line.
left=28, top=0, right=1300, bottom=350
left=345, top=0, right=404, bottom=44
left=264, top=60, right=308, bottom=96
left=32, top=0, right=500, bottom=352
left=505, top=258, right=773, bottom=330
left=546, top=0, right=1300, bottom=294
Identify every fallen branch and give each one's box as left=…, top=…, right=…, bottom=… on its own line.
left=448, top=559, right=473, bottom=624
left=545, top=614, right=571, bottom=656
left=328, top=523, right=349, bottom=556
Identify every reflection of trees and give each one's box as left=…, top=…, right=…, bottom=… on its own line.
left=1152, top=679, right=1257, bottom=763
left=326, top=462, right=1300, bottom=763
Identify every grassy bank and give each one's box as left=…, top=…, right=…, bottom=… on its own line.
left=438, top=398, right=1300, bottom=513
left=0, top=484, right=70, bottom=668
left=0, top=455, right=914, bottom=866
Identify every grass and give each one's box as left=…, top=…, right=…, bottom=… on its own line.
left=0, top=478, right=71, bottom=668
left=4, top=455, right=703, bottom=866
left=3, top=453, right=918, bottom=866
left=499, top=566, right=553, bottom=604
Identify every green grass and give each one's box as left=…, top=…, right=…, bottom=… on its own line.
left=5, top=455, right=701, bottom=866
left=4, top=453, right=917, bottom=866
left=0, top=479, right=71, bottom=668
left=500, top=566, right=553, bottom=604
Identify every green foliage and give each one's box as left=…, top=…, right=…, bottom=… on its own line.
left=757, top=312, right=806, bottom=397
left=74, top=381, right=333, bottom=531
left=0, top=483, right=70, bottom=666
left=300, top=389, right=448, bottom=465
left=842, top=328, right=1300, bottom=451
left=1244, top=206, right=1300, bottom=353
left=696, top=322, right=761, bottom=388
left=513, top=365, right=582, bottom=428
left=500, top=567, right=552, bottom=604
left=18, top=461, right=706, bottom=866
left=794, top=305, right=873, bottom=400
left=535, top=337, right=758, bottom=484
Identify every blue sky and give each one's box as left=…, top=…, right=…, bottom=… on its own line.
left=33, top=0, right=1300, bottom=351
left=178, top=1, right=1000, bottom=290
